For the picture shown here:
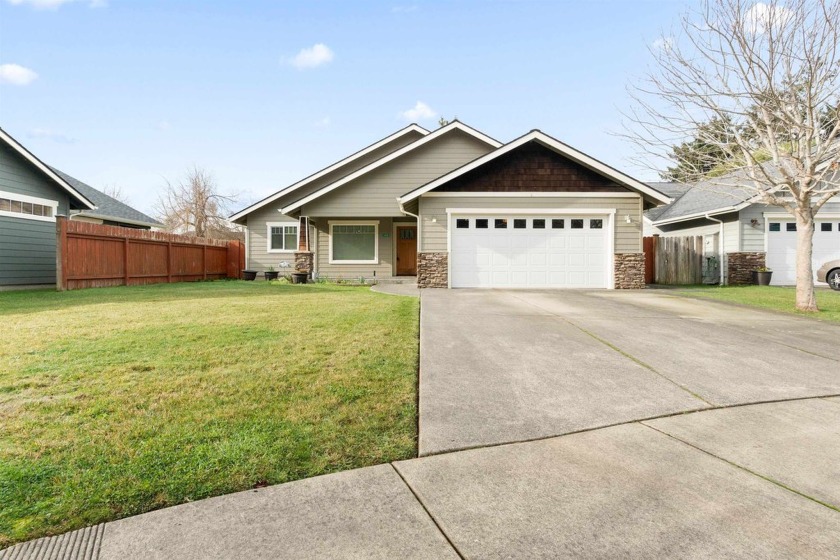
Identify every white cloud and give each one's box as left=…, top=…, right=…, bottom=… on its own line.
left=0, top=63, right=38, bottom=85
left=744, top=2, right=793, bottom=34
left=314, top=116, right=331, bottom=128
left=29, top=128, right=75, bottom=143
left=399, top=101, right=437, bottom=122
left=651, top=37, right=673, bottom=51
left=290, top=44, right=334, bottom=69
left=5, top=0, right=106, bottom=9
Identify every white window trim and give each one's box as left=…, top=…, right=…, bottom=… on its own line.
left=266, top=221, right=298, bottom=253
left=0, top=189, right=59, bottom=223
left=329, top=220, right=380, bottom=264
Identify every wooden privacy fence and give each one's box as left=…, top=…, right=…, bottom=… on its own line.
left=57, top=217, right=245, bottom=290
left=644, top=235, right=704, bottom=285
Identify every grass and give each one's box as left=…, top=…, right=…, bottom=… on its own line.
left=0, top=281, right=419, bottom=548
left=675, top=285, right=840, bottom=323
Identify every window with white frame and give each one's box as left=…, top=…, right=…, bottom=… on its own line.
left=330, top=221, right=378, bottom=263
left=0, top=190, right=58, bottom=222
left=267, top=222, right=298, bottom=252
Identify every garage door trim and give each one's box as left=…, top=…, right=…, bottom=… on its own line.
left=445, top=207, right=616, bottom=289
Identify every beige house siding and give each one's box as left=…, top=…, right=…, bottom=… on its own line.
left=246, top=204, right=300, bottom=272
left=300, top=130, right=494, bottom=217
left=311, top=216, right=415, bottom=280
left=418, top=195, right=644, bottom=254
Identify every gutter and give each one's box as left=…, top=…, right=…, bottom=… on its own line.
left=705, top=214, right=725, bottom=285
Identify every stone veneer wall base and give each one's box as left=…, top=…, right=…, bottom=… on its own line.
left=727, top=252, right=766, bottom=285
left=614, top=253, right=645, bottom=289
left=294, top=252, right=314, bottom=274
left=418, top=252, right=448, bottom=288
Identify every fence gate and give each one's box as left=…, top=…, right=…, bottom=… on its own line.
left=645, top=235, right=705, bottom=285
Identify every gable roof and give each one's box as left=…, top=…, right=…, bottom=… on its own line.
left=0, top=127, right=97, bottom=210
left=229, top=123, right=430, bottom=222
left=397, top=130, right=672, bottom=205
left=280, top=121, right=503, bottom=214
left=50, top=168, right=162, bottom=228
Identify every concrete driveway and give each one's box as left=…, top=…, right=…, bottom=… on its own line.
left=419, top=289, right=840, bottom=454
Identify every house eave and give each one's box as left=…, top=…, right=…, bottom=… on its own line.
left=0, top=128, right=97, bottom=210
left=397, top=130, right=672, bottom=206
left=229, top=123, right=432, bottom=222
left=279, top=121, right=503, bottom=215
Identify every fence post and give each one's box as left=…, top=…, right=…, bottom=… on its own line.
left=167, top=242, right=172, bottom=283
left=56, top=216, right=67, bottom=291
left=202, top=244, right=207, bottom=280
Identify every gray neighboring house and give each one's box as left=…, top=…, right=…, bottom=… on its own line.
left=231, top=121, right=670, bottom=289
left=0, top=128, right=161, bottom=287
left=644, top=177, right=840, bottom=286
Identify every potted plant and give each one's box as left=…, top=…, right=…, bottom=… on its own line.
left=242, top=270, right=258, bottom=281
left=292, top=271, right=308, bottom=284
left=264, top=266, right=279, bottom=281
left=752, top=267, right=773, bottom=286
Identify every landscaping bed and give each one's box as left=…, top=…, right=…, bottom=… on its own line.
left=0, top=281, right=419, bottom=547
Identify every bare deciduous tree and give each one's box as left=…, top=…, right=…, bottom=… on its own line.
left=623, top=0, right=840, bottom=311
left=155, top=167, right=239, bottom=239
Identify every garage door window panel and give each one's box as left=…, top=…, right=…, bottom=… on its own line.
left=330, top=222, right=378, bottom=264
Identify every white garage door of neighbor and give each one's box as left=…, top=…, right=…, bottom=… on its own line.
left=450, top=215, right=610, bottom=288
left=766, top=219, right=840, bottom=285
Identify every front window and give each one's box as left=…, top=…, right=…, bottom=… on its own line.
left=330, top=222, right=378, bottom=263
left=267, top=223, right=298, bottom=252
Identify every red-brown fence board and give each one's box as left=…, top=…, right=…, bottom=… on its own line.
left=643, top=236, right=657, bottom=284
left=57, top=218, right=245, bottom=290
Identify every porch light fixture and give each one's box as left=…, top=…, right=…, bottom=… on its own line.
left=625, top=215, right=632, bottom=224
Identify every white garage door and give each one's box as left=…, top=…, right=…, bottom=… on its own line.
left=766, top=219, right=840, bottom=285
left=450, top=215, right=610, bottom=288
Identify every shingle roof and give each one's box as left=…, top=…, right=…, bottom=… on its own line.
left=645, top=175, right=755, bottom=224
left=50, top=167, right=162, bottom=227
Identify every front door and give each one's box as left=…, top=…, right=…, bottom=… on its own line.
left=396, top=226, right=417, bottom=276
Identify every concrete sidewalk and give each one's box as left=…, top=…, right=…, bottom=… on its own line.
left=4, top=398, right=839, bottom=559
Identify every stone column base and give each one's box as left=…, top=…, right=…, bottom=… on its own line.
left=418, top=252, right=448, bottom=288
left=614, top=253, right=645, bottom=289
left=726, top=252, right=765, bottom=285
left=294, top=252, right=314, bottom=274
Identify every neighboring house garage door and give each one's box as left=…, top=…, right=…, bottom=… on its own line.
left=449, top=214, right=610, bottom=288
left=766, top=219, right=840, bottom=285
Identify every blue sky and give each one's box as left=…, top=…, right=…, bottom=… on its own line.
left=0, top=0, right=689, bottom=215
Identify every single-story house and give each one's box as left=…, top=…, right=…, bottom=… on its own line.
left=231, top=121, right=670, bottom=289
left=0, top=128, right=161, bottom=287
left=644, top=176, right=840, bottom=286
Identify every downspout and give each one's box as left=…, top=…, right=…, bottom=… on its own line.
left=398, top=200, right=422, bottom=253
left=705, top=214, right=725, bottom=285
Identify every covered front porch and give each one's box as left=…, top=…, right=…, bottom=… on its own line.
left=294, top=216, right=418, bottom=283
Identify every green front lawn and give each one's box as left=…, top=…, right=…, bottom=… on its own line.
left=0, top=281, right=419, bottom=548
left=676, top=285, right=840, bottom=323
